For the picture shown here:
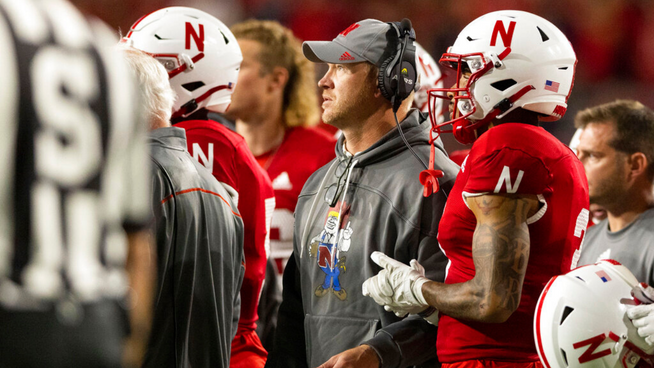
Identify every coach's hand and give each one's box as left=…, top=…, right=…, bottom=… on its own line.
left=362, top=251, right=432, bottom=317
left=316, top=345, right=380, bottom=368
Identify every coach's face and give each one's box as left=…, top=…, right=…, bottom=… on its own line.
left=318, top=62, right=379, bottom=129
left=577, top=121, right=629, bottom=207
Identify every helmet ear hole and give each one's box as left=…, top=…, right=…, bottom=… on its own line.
left=537, top=26, right=550, bottom=42
left=490, top=79, right=517, bottom=92
left=560, top=348, right=568, bottom=367
left=182, top=81, right=205, bottom=92
left=560, top=306, right=574, bottom=325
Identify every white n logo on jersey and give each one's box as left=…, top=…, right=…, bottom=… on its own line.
left=494, top=166, right=524, bottom=193
left=192, top=142, right=213, bottom=172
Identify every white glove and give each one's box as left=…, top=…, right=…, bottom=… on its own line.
left=362, top=251, right=434, bottom=318
left=627, top=304, right=654, bottom=346
left=627, top=283, right=654, bottom=347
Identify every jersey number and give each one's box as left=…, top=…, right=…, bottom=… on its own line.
left=569, top=208, right=590, bottom=270
left=24, top=46, right=105, bottom=300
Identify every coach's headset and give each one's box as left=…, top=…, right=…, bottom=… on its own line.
left=378, top=18, right=418, bottom=113
left=379, top=19, right=446, bottom=197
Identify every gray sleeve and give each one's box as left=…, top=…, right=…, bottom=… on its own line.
left=362, top=189, right=450, bottom=368
left=232, top=284, right=242, bottom=341
left=150, top=156, right=173, bottom=237
left=232, top=201, right=246, bottom=342
left=364, top=314, right=438, bottom=368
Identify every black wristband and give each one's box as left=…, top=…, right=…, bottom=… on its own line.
left=418, top=306, right=437, bottom=318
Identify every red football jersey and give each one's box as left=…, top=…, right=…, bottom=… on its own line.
left=436, top=123, right=589, bottom=362
left=257, top=126, right=336, bottom=276
left=173, top=118, right=275, bottom=357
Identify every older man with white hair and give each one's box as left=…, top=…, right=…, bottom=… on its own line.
left=119, top=45, right=246, bottom=368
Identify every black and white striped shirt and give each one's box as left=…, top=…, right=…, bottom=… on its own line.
left=0, top=0, right=150, bottom=309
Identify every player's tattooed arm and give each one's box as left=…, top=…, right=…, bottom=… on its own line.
left=421, top=194, right=539, bottom=323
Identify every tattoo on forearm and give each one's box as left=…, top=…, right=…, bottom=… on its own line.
left=473, top=198, right=530, bottom=314
left=431, top=197, right=532, bottom=321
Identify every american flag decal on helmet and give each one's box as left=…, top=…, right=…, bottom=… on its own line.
left=595, top=270, right=612, bottom=283
left=544, top=80, right=560, bottom=92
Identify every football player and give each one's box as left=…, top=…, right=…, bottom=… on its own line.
left=224, top=19, right=336, bottom=354
left=364, top=10, right=590, bottom=368
left=0, top=0, right=152, bottom=367
left=123, top=7, right=275, bottom=367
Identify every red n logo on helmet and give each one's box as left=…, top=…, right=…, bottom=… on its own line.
left=573, top=333, right=614, bottom=364
left=185, top=22, right=205, bottom=52
left=490, top=20, right=516, bottom=47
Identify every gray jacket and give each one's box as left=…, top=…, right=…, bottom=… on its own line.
left=267, top=110, right=459, bottom=368
left=145, top=127, right=245, bottom=368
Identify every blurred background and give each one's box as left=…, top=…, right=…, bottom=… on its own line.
left=71, top=0, right=654, bottom=153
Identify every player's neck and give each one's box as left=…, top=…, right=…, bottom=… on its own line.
left=236, top=112, right=286, bottom=157
left=605, top=188, right=654, bottom=231
left=493, top=109, right=540, bottom=126
left=341, top=106, right=409, bottom=155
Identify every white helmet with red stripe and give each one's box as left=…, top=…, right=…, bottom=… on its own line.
left=122, top=7, right=242, bottom=118
left=535, top=260, right=654, bottom=368
left=428, top=10, right=576, bottom=144
left=414, top=42, right=443, bottom=122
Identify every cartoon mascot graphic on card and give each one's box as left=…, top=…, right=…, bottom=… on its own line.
left=309, top=202, right=353, bottom=301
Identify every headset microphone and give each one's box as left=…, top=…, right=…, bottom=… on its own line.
left=380, top=19, right=443, bottom=195
left=393, top=18, right=414, bottom=113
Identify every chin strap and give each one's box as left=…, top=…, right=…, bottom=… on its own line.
left=419, top=133, right=444, bottom=197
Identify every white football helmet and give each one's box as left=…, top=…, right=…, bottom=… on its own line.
left=535, top=260, right=654, bottom=368
left=122, top=7, right=242, bottom=118
left=414, top=42, right=443, bottom=122
left=428, top=10, right=576, bottom=144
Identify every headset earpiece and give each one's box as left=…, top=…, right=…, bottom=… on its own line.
left=378, top=18, right=417, bottom=112
left=378, top=56, right=396, bottom=101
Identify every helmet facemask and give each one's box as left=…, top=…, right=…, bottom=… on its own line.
left=428, top=47, right=535, bottom=145
left=429, top=50, right=495, bottom=144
